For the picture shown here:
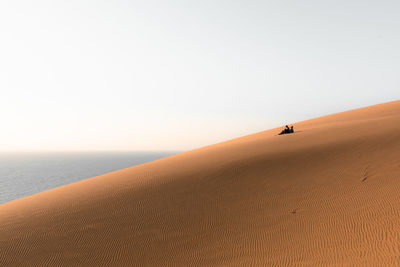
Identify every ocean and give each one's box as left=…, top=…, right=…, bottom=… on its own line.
left=0, top=152, right=176, bottom=204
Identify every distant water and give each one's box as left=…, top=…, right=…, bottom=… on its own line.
left=0, top=152, right=176, bottom=204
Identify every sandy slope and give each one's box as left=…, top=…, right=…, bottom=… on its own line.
left=1, top=101, right=400, bottom=266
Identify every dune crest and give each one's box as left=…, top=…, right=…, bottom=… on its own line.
left=1, top=101, right=400, bottom=266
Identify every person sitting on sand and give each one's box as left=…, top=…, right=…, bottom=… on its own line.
left=279, top=125, right=294, bottom=135
left=279, top=125, right=290, bottom=135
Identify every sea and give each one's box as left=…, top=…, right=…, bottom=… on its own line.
left=0, top=152, right=176, bottom=204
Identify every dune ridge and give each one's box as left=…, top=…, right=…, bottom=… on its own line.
left=1, top=100, right=400, bottom=266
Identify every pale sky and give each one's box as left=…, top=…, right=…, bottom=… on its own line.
left=1, top=0, right=399, bottom=151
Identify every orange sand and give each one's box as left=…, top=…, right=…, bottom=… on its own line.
left=1, top=101, right=400, bottom=266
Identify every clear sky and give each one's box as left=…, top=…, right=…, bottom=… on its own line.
left=1, top=1, right=399, bottom=152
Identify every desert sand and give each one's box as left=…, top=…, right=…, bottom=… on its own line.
left=1, top=101, right=400, bottom=266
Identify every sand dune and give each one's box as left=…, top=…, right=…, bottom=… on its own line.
left=1, top=101, right=400, bottom=266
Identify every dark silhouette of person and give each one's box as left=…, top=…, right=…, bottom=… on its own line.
left=279, top=125, right=289, bottom=135
left=279, top=125, right=294, bottom=135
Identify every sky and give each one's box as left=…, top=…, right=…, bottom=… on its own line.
left=0, top=0, right=399, bottom=152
